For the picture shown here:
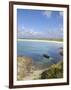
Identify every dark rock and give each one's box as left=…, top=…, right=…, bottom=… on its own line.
left=43, top=54, right=50, bottom=59
left=59, top=47, right=63, bottom=56
left=59, top=47, right=63, bottom=49
left=59, top=51, right=63, bottom=56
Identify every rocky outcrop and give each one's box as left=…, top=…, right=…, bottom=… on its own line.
left=17, top=56, right=32, bottom=80
left=43, top=54, right=50, bottom=59
left=59, top=47, right=63, bottom=56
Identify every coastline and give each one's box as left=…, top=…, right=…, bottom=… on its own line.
left=17, top=39, right=63, bottom=43
left=17, top=56, right=63, bottom=80
left=17, top=56, right=43, bottom=80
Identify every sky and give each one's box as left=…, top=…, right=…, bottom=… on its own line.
left=17, top=9, right=63, bottom=39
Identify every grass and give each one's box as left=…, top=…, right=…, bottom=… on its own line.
left=18, top=38, right=63, bottom=42
left=40, top=61, right=63, bottom=79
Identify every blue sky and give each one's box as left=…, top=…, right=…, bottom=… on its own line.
left=17, top=9, right=63, bottom=39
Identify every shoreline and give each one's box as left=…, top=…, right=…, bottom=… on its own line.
left=17, top=56, right=63, bottom=80
left=17, top=39, right=63, bottom=43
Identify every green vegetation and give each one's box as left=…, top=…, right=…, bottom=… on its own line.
left=18, top=38, right=63, bottom=42
left=17, top=56, right=63, bottom=80
left=40, top=61, right=63, bottom=79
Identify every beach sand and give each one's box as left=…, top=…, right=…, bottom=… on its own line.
left=17, top=56, right=47, bottom=80
left=17, top=39, right=63, bottom=43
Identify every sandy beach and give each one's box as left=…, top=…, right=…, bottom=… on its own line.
left=17, top=55, right=63, bottom=80
left=17, top=39, right=63, bottom=44
left=17, top=56, right=48, bottom=80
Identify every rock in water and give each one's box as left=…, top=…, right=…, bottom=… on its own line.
left=59, top=51, right=63, bottom=56
left=43, top=54, right=50, bottom=59
left=59, top=47, right=63, bottom=56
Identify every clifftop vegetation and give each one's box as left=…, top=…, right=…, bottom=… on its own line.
left=40, top=61, right=63, bottom=79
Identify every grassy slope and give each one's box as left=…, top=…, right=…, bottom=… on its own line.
left=17, top=56, right=63, bottom=80
left=40, top=61, right=63, bottom=79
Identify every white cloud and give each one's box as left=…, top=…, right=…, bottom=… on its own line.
left=57, top=25, right=63, bottom=34
left=43, top=10, right=52, bottom=18
left=29, top=31, right=38, bottom=35
left=60, top=27, right=63, bottom=31
left=59, top=11, right=63, bottom=17
left=21, top=26, right=25, bottom=30
left=59, top=27, right=63, bottom=34
left=58, top=24, right=63, bottom=31
left=18, top=28, right=41, bottom=36
left=43, top=11, right=63, bottom=18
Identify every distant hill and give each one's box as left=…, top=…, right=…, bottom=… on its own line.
left=18, top=38, right=63, bottom=42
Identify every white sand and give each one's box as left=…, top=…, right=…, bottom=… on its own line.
left=17, top=39, right=63, bottom=44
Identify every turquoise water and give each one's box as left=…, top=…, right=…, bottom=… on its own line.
left=17, top=41, right=63, bottom=65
